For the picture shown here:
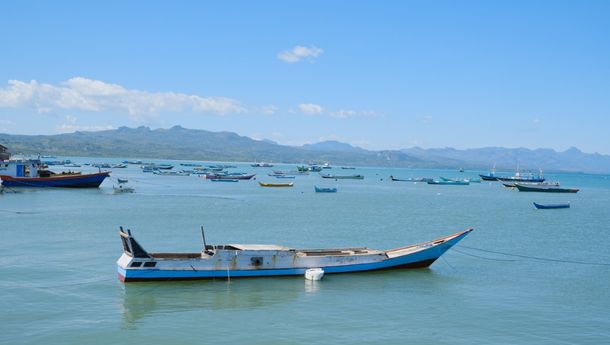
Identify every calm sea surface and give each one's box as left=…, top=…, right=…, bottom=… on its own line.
left=1, top=158, right=609, bottom=344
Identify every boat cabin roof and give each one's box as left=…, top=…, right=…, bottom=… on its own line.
left=228, top=244, right=292, bottom=251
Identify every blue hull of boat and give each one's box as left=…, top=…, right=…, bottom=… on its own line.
left=315, top=186, right=337, bottom=193
left=0, top=172, right=110, bottom=188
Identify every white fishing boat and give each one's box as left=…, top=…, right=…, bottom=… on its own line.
left=116, top=227, right=473, bottom=282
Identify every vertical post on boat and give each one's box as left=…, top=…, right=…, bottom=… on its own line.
left=200, top=225, right=207, bottom=250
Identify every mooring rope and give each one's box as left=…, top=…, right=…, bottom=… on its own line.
left=452, top=248, right=517, bottom=262
left=457, top=245, right=610, bottom=267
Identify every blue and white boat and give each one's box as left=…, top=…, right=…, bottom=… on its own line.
left=116, top=227, right=473, bottom=282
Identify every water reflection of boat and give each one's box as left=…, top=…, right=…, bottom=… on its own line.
left=121, top=279, right=301, bottom=325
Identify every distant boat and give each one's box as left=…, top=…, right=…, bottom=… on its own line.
left=204, top=173, right=255, bottom=180
left=320, top=173, right=364, bottom=180
left=390, top=176, right=433, bottom=183
left=111, top=163, right=127, bottom=168
left=251, top=162, right=274, bottom=167
left=141, top=163, right=173, bottom=170
left=153, top=170, right=190, bottom=176
left=502, top=181, right=559, bottom=188
left=273, top=170, right=309, bottom=176
left=497, top=175, right=545, bottom=183
left=210, top=179, right=239, bottom=182
left=496, top=167, right=545, bottom=183
left=259, top=182, right=294, bottom=187
left=113, top=185, right=135, bottom=194
left=116, top=227, right=473, bottom=282
left=427, top=180, right=470, bottom=185
left=274, top=175, right=295, bottom=179
left=63, top=163, right=82, bottom=167
left=298, top=165, right=322, bottom=172
left=340, top=166, right=356, bottom=170
left=208, top=164, right=237, bottom=169
left=459, top=168, right=464, bottom=173
left=479, top=166, right=498, bottom=181
left=314, top=186, right=337, bottom=193
left=440, top=177, right=481, bottom=184
left=92, top=163, right=112, bottom=168
left=533, top=202, right=570, bottom=209
left=117, top=178, right=129, bottom=184
left=515, top=184, right=579, bottom=193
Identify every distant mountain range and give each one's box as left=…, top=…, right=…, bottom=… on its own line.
left=1, top=126, right=609, bottom=173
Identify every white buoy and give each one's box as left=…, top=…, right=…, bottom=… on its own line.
left=305, top=268, right=324, bottom=281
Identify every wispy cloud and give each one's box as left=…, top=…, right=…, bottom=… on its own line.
left=0, top=77, right=245, bottom=118
left=298, top=103, right=378, bottom=119
left=55, top=115, right=115, bottom=133
left=298, top=103, right=325, bottom=114
left=420, top=116, right=433, bottom=124
left=278, top=45, right=323, bottom=63
left=260, top=105, right=278, bottom=115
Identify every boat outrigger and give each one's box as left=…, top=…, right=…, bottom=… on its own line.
left=116, top=227, right=473, bottom=282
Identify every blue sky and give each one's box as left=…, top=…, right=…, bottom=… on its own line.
left=1, top=1, right=609, bottom=153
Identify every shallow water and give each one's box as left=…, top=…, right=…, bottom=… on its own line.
left=1, top=159, right=609, bottom=344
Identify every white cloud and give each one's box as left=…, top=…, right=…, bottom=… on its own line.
left=298, top=103, right=325, bottom=114
left=278, top=45, right=323, bottom=63
left=298, top=103, right=378, bottom=119
left=330, top=109, right=357, bottom=119
left=0, top=77, right=245, bottom=118
left=421, top=116, right=433, bottom=124
left=261, top=105, right=278, bottom=115
left=64, top=115, right=77, bottom=125
left=533, top=117, right=541, bottom=124
left=56, top=123, right=115, bottom=133
left=55, top=114, right=115, bottom=133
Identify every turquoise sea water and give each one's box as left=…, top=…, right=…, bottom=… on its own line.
left=1, top=159, right=609, bottom=344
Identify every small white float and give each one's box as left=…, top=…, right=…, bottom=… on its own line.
left=305, top=268, right=324, bottom=281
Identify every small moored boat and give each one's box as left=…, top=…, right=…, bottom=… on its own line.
left=390, top=176, right=433, bottom=183
left=320, top=173, right=364, bottom=180
left=204, top=173, right=256, bottom=180
left=533, top=202, right=570, bottom=209
left=515, top=184, right=579, bottom=193
left=314, top=186, right=337, bottom=193
left=116, top=227, right=473, bottom=282
left=210, top=178, right=239, bottom=182
left=259, top=182, right=294, bottom=187
left=427, top=180, right=470, bottom=185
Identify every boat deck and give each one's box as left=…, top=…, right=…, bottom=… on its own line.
left=297, top=248, right=382, bottom=256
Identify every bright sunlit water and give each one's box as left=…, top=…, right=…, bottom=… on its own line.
left=1, top=158, right=609, bottom=344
